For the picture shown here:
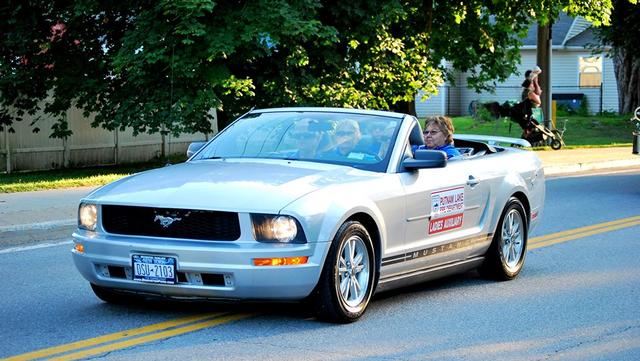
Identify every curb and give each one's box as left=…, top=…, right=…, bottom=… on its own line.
left=0, top=220, right=75, bottom=245
left=543, top=159, right=640, bottom=175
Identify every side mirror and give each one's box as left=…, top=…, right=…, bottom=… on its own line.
left=403, top=149, right=447, bottom=170
left=187, top=141, right=206, bottom=158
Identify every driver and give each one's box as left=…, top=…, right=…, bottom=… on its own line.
left=322, top=119, right=362, bottom=159
left=288, top=118, right=324, bottom=159
left=412, top=116, right=461, bottom=159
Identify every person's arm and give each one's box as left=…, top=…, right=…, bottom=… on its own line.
left=532, top=77, right=542, bottom=95
left=528, top=91, right=541, bottom=107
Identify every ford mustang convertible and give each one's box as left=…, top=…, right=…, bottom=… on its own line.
left=72, top=107, right=545, bottom=323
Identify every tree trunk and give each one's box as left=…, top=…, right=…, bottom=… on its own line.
left=391, top=100, right=417, bottom=116
left=536, top=23, right=552, bottom=128
left=613, top=48, right=640, bottom=114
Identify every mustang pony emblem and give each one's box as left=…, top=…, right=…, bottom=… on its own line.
left=154, top=215, right=182, bottom=228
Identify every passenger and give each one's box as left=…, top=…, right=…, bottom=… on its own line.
left=322, top=119, right=361, bottom=159
left=362, top=120, right=388, bottom=156
left=413, top=116, right=461, bottom=159
left=288, top=118, right=324, bottom=159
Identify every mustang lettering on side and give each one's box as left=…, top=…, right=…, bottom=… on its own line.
left=72, top=107, right=545, bottom=323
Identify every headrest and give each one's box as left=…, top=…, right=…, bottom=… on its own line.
left=409, top=124, right=425, bottom=146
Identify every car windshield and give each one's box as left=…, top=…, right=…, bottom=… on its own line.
left=193, top=110, right=402, bottom=172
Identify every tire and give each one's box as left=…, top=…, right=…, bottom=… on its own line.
left=479, top=198, right=528, bottom=281
left=550, top=130, right=563, bottom=150
left=550, top=138, right=562, bottom=150
left=91, top=283, right=135, bottom=304
left=313, top=221, right=376, bottom=323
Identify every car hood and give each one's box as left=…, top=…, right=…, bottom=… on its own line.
left=85, top=159, right=378, bottom=213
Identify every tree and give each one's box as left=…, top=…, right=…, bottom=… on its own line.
left=594, top=0, right=640, bottom=113
left=0, top=1, right=617, bottom=139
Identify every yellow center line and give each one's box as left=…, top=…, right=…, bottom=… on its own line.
left=49, top=313, right=252, bottom=361
left=529, top=215, right=640, bottom=250
left=4, top=312, right=228, bottom=361
left=6, top=217, right=640, bottom=360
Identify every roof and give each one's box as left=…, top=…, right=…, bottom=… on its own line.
left=522, top=13, right=598, bottom=48
left=564, top=27, right=597, bottom=47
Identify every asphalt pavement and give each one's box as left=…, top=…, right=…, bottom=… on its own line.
left=1, top=146, right=639, bottom=245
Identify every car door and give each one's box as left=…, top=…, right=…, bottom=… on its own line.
left=390, top=150, right=491, bottom=277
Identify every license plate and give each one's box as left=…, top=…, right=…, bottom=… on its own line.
left=132, top=255, right=176, bottom=284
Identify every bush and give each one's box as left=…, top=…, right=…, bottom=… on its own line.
left=577, top=97, right=590, bottom=116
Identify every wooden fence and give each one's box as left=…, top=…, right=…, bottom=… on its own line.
left=0, top=107, right=216, bottom=173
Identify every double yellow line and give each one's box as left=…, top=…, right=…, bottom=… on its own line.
left=529, top=215, right=640, bottom=249
left=6, top=215, right=640, bottom=361
left=5, top=312, right=251, bottom=361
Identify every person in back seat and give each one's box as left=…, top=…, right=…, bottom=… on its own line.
left=412, top=116, right=461, bottom=159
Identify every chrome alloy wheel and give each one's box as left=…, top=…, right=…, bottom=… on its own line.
left=501, top=208, right=524, bottom=272
left=336, top=235, right=371, bottom=311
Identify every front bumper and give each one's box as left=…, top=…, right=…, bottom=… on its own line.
left=72, top=231, right=329, bottom=301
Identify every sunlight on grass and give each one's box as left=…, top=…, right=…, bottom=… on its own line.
left=0, top=174, right=129, bottom=193
left=451, top=113, right=635, bottom=146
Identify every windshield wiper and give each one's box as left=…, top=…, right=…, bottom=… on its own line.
left=200, top=156, right=224, bottom=160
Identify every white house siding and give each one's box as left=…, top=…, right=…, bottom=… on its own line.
left=415, top=88, right=446, bottom=118
left=415, top=49, right=619, bottom=117
left=550, top=50, right=600, bottom=115
left=602, top=53, right=619, bottom=113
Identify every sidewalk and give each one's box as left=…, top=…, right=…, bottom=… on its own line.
left=535, top=146, right=640, bottom=175
left=1, top=146, right=639, bottom=245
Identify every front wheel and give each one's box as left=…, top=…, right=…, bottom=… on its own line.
left=313, top=221, right=376, bottom=323
left=479, top=198, right=528, bottom=280
left=550, top=138, right=562, bottom=150
left=550, top=130, right=563, bottom=150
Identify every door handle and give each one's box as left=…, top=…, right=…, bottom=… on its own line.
left=467, top=176, right=479, bottom=187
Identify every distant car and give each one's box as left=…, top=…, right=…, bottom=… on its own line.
left=72, top=107, right=545, bottom=323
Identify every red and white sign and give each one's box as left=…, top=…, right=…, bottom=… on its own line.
left=429, top=186, right=465, bottom=234
left=429, top=213, right=464, bottom=234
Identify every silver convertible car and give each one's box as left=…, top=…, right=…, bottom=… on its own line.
left=72, top=107, right=545, bottom=323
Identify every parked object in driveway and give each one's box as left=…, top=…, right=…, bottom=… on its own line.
left=72, top=107, right=545, bottom=323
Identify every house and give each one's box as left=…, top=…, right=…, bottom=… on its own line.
left=416, top=13, right=618, bottom=118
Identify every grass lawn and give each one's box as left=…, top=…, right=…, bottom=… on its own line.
left=1, top=113, right=635, bottom=193
left=0, top=157, right=185, bottom=193
left=451, top=113, right=635, bottom=147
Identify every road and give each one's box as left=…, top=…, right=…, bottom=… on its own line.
left=1, top=170, right=639, bottom=361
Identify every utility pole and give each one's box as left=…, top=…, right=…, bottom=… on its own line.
left=536, top=22, right=553, bottom=130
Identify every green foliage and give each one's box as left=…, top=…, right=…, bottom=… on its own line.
left=0, top=0, right=617, bottom=138
left=577, top=97, right=591, bottom=116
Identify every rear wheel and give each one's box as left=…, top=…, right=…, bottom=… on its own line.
left=480, top=198, right=528, bottom=280
left=313, top=221, right=376, bottom=323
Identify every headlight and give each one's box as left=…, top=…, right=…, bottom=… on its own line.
left=251, top=214, right=306, bottom=243
left=78, top=203, right=98, bottom=231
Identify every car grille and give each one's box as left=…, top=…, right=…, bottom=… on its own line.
left=101, top=205, right=240, bottom=241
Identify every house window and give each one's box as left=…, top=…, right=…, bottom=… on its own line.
left=579, top=56, right=602, bottom=87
